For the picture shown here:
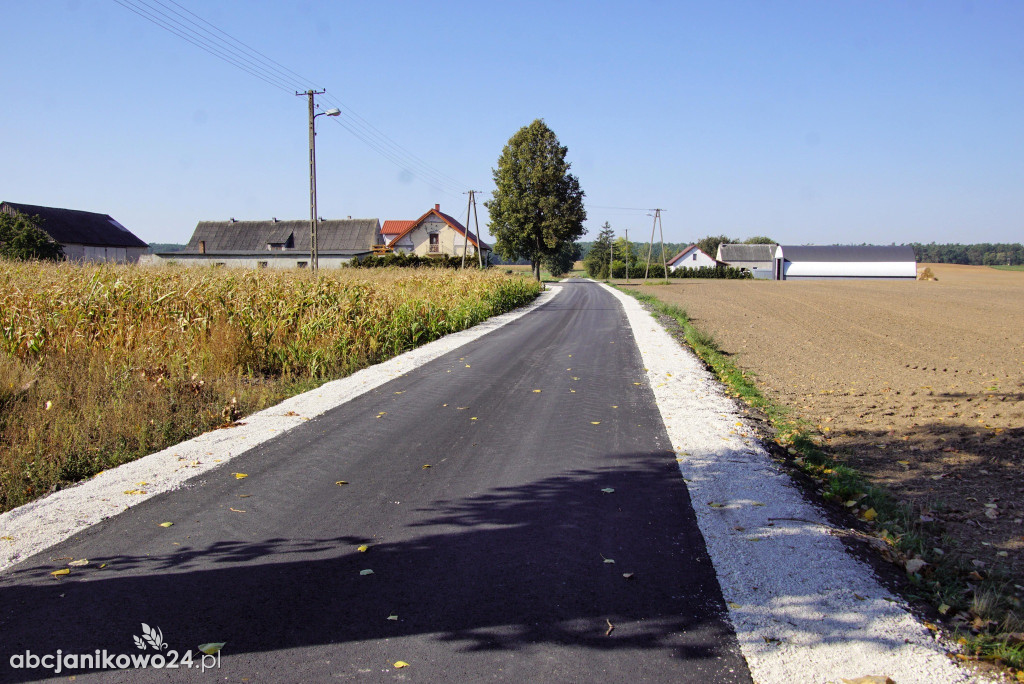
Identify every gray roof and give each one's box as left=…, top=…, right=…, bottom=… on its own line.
left=180, top=219, right=381, bottom=255
left=717, top=244, right=776, bottom=262
left=1, top=201, right=148, bottom=249
left=777, top=245, right=916, bottom=262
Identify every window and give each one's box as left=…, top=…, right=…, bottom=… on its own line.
left=257, top=261, right=268, bottom=269
left=692, top=254, right=697, bottom=260
left=297, top=261, right=308, bottom=269
left=428, top=233, right=440, bottom=253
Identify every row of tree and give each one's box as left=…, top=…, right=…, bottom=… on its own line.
left=910, top=242, right=1024, bottom=266
left=0, top=212, right=64, bottom=261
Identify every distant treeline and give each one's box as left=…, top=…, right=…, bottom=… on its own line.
left=148, top=243, right=185, bottom=253
left=910, top=243, right=1023, bottom=266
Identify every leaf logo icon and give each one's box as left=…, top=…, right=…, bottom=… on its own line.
left=140, top=623, right=168, bottom=650
left=133, top=635, right=146, bottom=650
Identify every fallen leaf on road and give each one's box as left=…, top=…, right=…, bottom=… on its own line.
left=905, top=558, right=927, bottom=574
left=197, top=643, right=225, bottom=655
left=238, top=494, right=252, bottom=498
left=862, top=508, right=878, bottom=521
left=633, top=382, right=641, bottom=386
left=841, top=677, right=895, bottom=684
left=471, top=417, right=478, bottom=421
left=68, top=559, right=89, bottom=567
left=233, top=473, right=247, bottom=479
left=159, top=522, right=174, bottom=527
left=357, top=545, right=370, bottom=553
left=622, top=573, right=635, bottom=580
left=605, top=619, right=614, bottom=636
left=728, top=602, right=741, bottom=609
left=123, top=489, right=147, bottom=495
left=601, top=488, right=614, bottom=493
left=708, top=502, right=725, bottom=508
left=387, top=614, right=398, bottom=621
left=360, top=569, right=374, bottom=576
left=533, top=389, right=542, bottom=393
left=51, top=569, right=70, bottom=577
left=750, top=502, right=766, bottom=507
left=422, top=464, right=431, bottom=469
left=603, top=558, right=615, bottom=564
left=335, top=480, right=349, bottom=486
left=229, top=508, right=245, bottom=513
left=394, top=661, right=409, bottom=669
left=591, top=421, right=601, bottom=425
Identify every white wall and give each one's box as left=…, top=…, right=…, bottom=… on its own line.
left=782, top=261, right=917, bottom=278
left=62, top=244, right=146, bottom=264
left=146, top=255, right=359, bottom=269
left=671, top=249, right=717, bottom=270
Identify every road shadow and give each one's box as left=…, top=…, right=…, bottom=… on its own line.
left=0, top=455, right=749, bottom=682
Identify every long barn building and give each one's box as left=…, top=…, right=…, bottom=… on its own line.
left=772, top=245, right=917, bottom=280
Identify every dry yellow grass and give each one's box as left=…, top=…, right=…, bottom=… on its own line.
left=0, top=262, right=539, bottom=511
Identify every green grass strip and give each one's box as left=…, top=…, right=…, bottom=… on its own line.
left=619, top=287, right=1023, bottom=674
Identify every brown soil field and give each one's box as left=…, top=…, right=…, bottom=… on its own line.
left=631, top=264, right=1024, bottom=583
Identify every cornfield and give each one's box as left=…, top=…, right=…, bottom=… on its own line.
left=0, top=262, right=540, bottom=512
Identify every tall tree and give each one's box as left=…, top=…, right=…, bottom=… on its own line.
left=583, top=222, right=614, bottom=279
left=544, top=241, right=581, bottom=278
left=0, top=212, right=64, bottom=262
left=743, top=235, right=776, bottom=244
left=486, top=120, right=587, bottom=280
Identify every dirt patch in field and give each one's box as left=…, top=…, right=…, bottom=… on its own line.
left=631, top=264, right=1024, bottom=583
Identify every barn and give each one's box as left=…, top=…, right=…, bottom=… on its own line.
left=160, top=218, right=382, bottom=268
left=716, top=243, right=776, bottom=277
left=1, top=201, right=148, bottom=263
left=772, top=245, right=917, bottom=280
left=666, top=245, right=717, bottom=271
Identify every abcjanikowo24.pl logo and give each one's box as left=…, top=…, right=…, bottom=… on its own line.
left=8, top=623, right=224, bottom=674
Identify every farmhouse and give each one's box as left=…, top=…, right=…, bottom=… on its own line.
left=1, top=201, right=148, bottom=263
left=716, top=243, right=776, bottom=277
left=771, top=245, right=917, bottom=280
left=666, top=245, right=717, bottom=270
left=161, top=218, right=382, bottom=268
left=383, top=204, right=491, bottom=260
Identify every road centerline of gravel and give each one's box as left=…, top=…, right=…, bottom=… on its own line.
left=0, top=280, right=750, bottom=683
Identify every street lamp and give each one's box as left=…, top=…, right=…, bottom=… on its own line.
left=298, top=89, right=339, bottom=273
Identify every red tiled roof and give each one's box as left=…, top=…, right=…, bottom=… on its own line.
left=381, top=220, right=416, bottom=235
left=388, top=206, right=490, bottom=250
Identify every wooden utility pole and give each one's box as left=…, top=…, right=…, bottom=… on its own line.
left=461, top=190, right=484, bottom=269
left=625, top=228, right=630, bottom=284
left=609, top=230, right=613, bottom=280
left=642, top=209, right=667, bottom=283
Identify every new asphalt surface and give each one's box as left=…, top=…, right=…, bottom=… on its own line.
left=0, top=280, right=752, bottom=682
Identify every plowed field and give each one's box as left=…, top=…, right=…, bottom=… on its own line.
left=632, top=264, right=1024, bottom=581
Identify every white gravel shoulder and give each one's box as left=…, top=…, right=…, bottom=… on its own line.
left=0, top=286, right=563, bottom=573
left=604, top=283, right=983, bottom=684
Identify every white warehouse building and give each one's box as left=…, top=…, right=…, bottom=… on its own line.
left=772, top=245, right=917, bottom=280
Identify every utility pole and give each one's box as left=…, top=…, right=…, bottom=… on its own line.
left=461, top=190, right=483, bottom=269
left=625, top=228, right=630, bottom=284
left=642, top=209, right=667, bottom=284
left=609, top=230, right=613, bottom=280
left=296, top=89, right=339, bottom=274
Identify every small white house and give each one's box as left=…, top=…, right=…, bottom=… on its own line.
left=772, top=245, right=917, bottom=280
left=666, top=245, right=717, bottom=271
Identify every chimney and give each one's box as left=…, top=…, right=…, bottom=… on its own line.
left=347, top=215, right=352, bottom=219
left=435, top=204, right=440, bottom=212
left=229, top=217, right=237, bottom=223
left=272, top=217, right=278, bottom=222
left=199, top=240, right=206, bottom=254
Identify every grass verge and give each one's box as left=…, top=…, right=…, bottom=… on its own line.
left=619, top=287, right=1024, bottom=676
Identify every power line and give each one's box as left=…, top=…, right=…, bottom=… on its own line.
left=113, top=0, right=475, bottom=196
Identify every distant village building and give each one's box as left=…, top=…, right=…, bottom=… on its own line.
left=716, top=243, right=777, bottom=276
left=771, top=245, right=917, bottom=280
left=1, top=201, right=148, bottom=263
left=158, top=218, right=382, bottom=268
left=666, top=245, right=717, bottom=271
left=383, top=205, right=491, bottom=261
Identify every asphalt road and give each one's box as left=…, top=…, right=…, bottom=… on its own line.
left=0, top=281, right=751, bottom=683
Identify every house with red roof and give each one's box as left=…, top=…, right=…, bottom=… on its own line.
left=666, top=245, right=717, bottom=271
left=382, top=204, right=490, bottom=261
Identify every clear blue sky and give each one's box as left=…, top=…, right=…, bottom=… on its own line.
left=2, top=0, right=1021, bottom=246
